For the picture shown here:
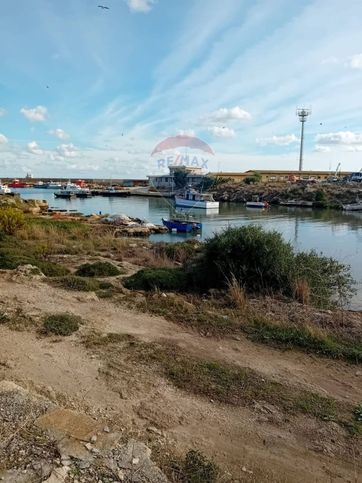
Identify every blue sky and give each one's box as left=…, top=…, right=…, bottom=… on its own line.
left=1, top=0, right=362, bottom=178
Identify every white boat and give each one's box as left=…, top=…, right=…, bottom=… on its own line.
left=55, top=182, right=92, bottom=199
left=33, top=181, right=45, bottom=188
left=46, top=181, right=62, bottom=189
left=0, top=181, right=11, bottom=195
left=343, top=202, right=362, bottom=211
left=175, top=188, right=219, bottom=209
left=246, top=201, right=269, bottom=209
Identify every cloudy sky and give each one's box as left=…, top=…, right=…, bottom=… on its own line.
left=1, top=0, right=362, bottom=178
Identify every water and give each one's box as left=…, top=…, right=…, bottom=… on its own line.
left=16, top=188, right=362, bottom=309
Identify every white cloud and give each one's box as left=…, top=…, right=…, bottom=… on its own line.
left=346, top=145, right=362, bottom=152
left=208, top=126, right=235, bottom=138
left=315, top=131, right=362, bottom=145
left=0, top=108, right=6, bottom=117
left=56, top=143, right=78, bottom=158
left=20, top=106, right=48, bottom=122
left=257, top=134, right=299, bottom=146
left=0, top=134, right=8, bottom=144
left=49, top=128, right=70, bottom=140
left=349, top=54, right=362, bottom=70
left=126, top=0, right=155, bottom=13
left=314, top=145, right=331, bottom=153
left=177, top=129, right=195, bottom=137
left=204, top=106, right=252, bottom=124
left=27, top=141, right=43, bottom=155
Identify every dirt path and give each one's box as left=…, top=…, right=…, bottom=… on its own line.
left=0, top=274, right=361, bottom=482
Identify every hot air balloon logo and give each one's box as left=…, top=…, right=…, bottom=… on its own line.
left=151, top=135, right=214, bottom=170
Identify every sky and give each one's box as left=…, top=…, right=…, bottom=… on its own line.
left=1, top=0, right=362, bottom=178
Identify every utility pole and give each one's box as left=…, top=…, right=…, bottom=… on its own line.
left=296, top=108, right=311, bottom=171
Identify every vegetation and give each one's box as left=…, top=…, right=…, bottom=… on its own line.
left=178, top=450, right=219, bottom=483
left=247, top=318, right=362, bottom=364
left=153, top=239, right=202, bottom=264
left=42, top=313, right=82, bottom=336
left=124, top=267, right=189, bottom=291
left=244, top=173, right=262, bottom=185
left=189, top=226, right=354, bottom=308
left=75, top=261, right=121, bottom=277
left=0, top=208, right=25, bottom=235
left=54, top=275, right=101, bottom=292
left=173, top=167, right=189, bottom=189
left=354, top=403, right=362, bottom=422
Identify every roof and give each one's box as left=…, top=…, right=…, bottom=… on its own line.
left=211, top=170, right=352, bottom=176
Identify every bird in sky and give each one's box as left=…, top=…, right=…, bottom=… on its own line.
left=98, top=5, right=110, bottom=9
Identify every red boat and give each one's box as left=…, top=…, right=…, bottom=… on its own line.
left=8, top=179, right=29, bottom=188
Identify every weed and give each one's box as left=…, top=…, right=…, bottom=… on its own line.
left=75, top=261, right=121, bottom=277
left=170, top=450, right=219, bottom=483
left=54, top=275, right=100, bottom=291
left=124, top=267, right=189, bottom=291
left=42, top=313, right=82, bottom=336
left=353, top=403, right=362, bottom=422
left=227, top=274, right=247, bottom=310
left=0, top=208, right=25, bottom=235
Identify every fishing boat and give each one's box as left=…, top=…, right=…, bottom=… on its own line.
left=175, top=188, right=219, bottom=209
left=45, top=181, right=62, bottom=189
left=162, top=218, right=202, bottom=233
left=0, top=181, right=11, bottom=195
left=246, top=201, right=269, bottom=209
left=33, top=181, right=45, bottom=188
left=55, top=182, right=92, bottom=199
left=343, top=197, right=362, bottom=211
left=8, top=179, right=28, bottom=188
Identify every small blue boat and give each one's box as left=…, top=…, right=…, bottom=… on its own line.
left=162, top=218, right=202, bottom=233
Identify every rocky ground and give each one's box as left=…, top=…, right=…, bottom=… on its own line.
left=0, top=261, right=361, bottom=482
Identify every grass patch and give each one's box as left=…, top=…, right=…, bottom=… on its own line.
left=42, top=313, right=82, bottom=336
left=75, top=261, right=121, bottom=277
left=0, top=246, right=69, bottom=277
left=85, top=333, right=355, bottom=428
left=169, top=450, right=219, bottom=483
left=247, top=318, right=362, bottom=364
left=124, top=267, right=189, bottom=291
left=53, top=275, right=101, bottom=292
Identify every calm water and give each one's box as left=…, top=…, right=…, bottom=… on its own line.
left=16, top=188, right=362, bottom=309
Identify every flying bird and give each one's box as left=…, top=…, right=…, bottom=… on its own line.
left=98, top=5, right=110, bottom=9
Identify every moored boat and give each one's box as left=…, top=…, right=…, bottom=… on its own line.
left=55, top=182, right=92, bottom=199
left=162, top=218, right=202, bottom=233
left=342, top=200, right=362, bottom=211
left=0, top=181, right=11, bottom=194
left=8, top=179, right=29, bottom=188
left=175, top=188, right=219, bottom=209
left=246, top=201, right=269, bottom=209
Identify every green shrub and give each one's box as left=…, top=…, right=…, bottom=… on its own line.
left=154, top=240, right=202, bottom=263
left=244, top=174, right=262, bottom=185
left=183, top=450, right=218, bottom=483
left=188, top=226, right=354, bottom=308
left=0, top=208, right=25, bottom=235
left=75, top=261, right=121, bottom=277
left=124, top=267, right=189, bottom=291
left=0, top=247, right=69, bottom=276
left=191, top=225, right=295, bottom=295
left=55, top=275, right=100, bottom=291
left=354, top=403, right=362, bottom=422
left=43, top=313, right=81, bottom=336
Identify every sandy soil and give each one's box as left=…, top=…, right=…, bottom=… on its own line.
left=0, top=273, right=361, bottom=482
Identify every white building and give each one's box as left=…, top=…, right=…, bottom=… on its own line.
left=148, top=166, right=207, bottom=190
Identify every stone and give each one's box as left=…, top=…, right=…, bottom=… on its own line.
left=103, top=425, right=110, bottom=433
left=147, top=426, right=163, bottom=436
left=356, top=371, right=362, bottom=376
left=44, top=467, right=70, bottom=483
left=91, top=435, right=97, bottom=443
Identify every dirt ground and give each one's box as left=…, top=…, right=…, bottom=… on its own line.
left=0, top=271, right=361, bottom=482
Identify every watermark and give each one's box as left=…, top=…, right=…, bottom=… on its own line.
left=151, top=134, right=214, bottom=171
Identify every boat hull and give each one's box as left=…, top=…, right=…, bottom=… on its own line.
left=162, top=218, right=202, bottom=233
left=175, top=197, right=219, bottom=209
left=343, top=204, right=362, bottom=211
left=246, top=202, right=268, bottom=209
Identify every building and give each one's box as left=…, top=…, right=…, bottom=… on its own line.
left=210, top=169, right=352, bottom=183
left=148, top=166, right=207, bottom=190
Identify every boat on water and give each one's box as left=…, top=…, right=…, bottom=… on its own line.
left=45, top=181, right=62, bottom=189
left=343, top=197, right=362, bottom=211
left=33, top=181, right=45, bottom=188
left=8, top=179, right=29, bottom=188
left=246, top=201, right=269, bottom=209
left=162, top=218, right=202, bottom=233
left=175, top=188, right=219, bottom=209
left=0, top=181, right=11, bottom=195
left=279, top=200, right=313, bottom=207
left=55, top=182, right=92, bottom=199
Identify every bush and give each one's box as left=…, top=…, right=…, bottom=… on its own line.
left=0, top=208, right=25, bottom=235
left=75, top=261, right=121, bottom=277
left=43, top=313, right=81, bottom=336
left=0, top=247, right=69, bottom=277
left=124, top=267, right=189, bottom=291
left=188, top=226, right=354, bottom=308
left=354, top=403, right=362, bottom=422
left=191, top=225, right=295, bottom=295
left=183, top=450, right=218, bottom=483
left=55, top=275, right=100, bottom=291
left=244, top=174, right=262, bottom=184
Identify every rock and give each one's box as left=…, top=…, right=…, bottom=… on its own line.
left=103, top=426, right=110, bottom=433
left=356, top=371, right=362, bottom=376
left=132, top=457, right=140, bottom=465
left=117, top=469, right=125, bottom=481
left=84, top=443, right=93, bottom=451
left=147, top=426, right=163, bottom=436
left=44, top=467, right=69, bottom=483
left=91, top=435, right=97, bottom=443
left=14, top=264, right=45, bottom=279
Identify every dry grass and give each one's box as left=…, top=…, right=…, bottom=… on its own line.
left=227, top=275, right=247, bottom=311
left=293, top=278, right=311, bottom=305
